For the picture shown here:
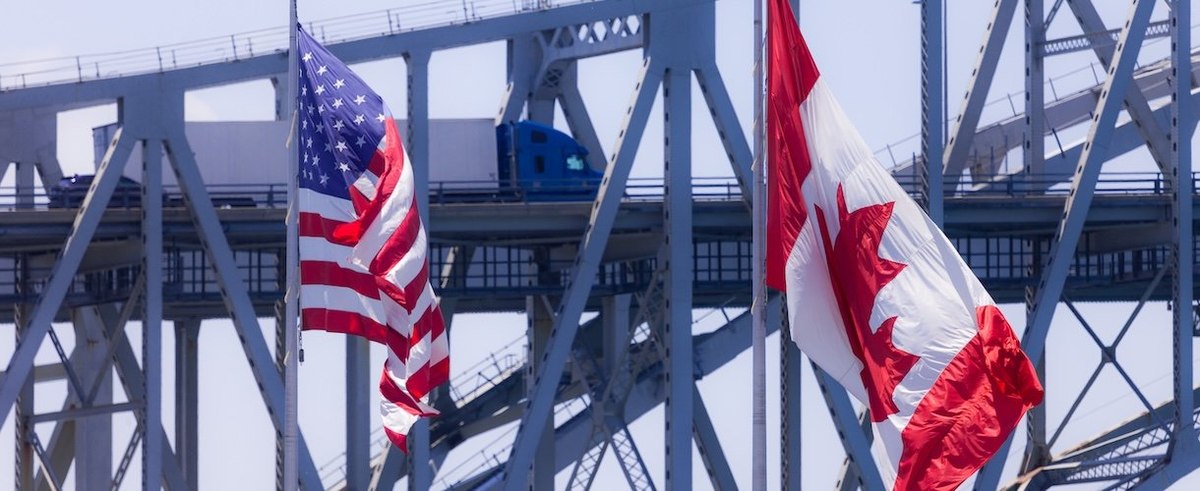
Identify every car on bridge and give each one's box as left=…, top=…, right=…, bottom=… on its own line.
left=47, top=174, right=144, bottom=209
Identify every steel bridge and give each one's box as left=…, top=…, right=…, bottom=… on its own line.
left=0, top=0, right=1197, bottom=490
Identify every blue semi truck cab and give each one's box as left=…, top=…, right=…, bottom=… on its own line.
left=496, top=120, right=602, bottom=201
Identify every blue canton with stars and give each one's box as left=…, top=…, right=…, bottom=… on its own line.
left=297, top=27, right=391, bottom=200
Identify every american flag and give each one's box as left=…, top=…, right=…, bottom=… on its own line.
left=296, top=27, right=448, bottom=451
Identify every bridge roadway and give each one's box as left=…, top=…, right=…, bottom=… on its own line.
left=0, top=177, right=1194, bottom=322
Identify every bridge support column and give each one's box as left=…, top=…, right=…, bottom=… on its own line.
left=404, top=47, right=437, bottom=491
left=72, top=307, right=113, bottom=491
left=175, top=319, right=201, bottom=491
left=662, top=64, right=694, bottom=491
left=922, top=0, right=945, bottom=224
left=142, top=137, right=164, bottom=491
left=602, top=294, right=631, bottom=374
left=13, top=293, right=34, bottom=491
left=781, top=304, right=803, bottom=490
left=345, top=336, right=371, bottom=491
left=526, top=296, right=557, bottom=490
left=1168, top=0, right=1195, bottom=460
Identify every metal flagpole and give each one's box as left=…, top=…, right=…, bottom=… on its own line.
left=751, top=0, right=767, bottom=489
left=284, top=0, right=301, bottom=490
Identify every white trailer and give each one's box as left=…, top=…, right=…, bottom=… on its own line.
left=93, top=119, right=499, bottom=188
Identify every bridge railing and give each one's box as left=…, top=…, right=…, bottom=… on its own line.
left=0, top=0, right=594, bottom=91
left=0, top=172, right=1195, bottom=212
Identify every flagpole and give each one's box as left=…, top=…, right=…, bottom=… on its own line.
left=284, top=0, right=301, bottom=489
left=751, top=0, right=767, bottom=490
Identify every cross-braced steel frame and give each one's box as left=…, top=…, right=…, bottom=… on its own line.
left=0, top=0, right=1197, bottom=489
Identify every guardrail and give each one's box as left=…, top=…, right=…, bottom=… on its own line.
left=0, top=0, right=595, bottom=90
left=0, top=173, right=1195, bottom=212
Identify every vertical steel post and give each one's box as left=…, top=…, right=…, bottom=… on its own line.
left=73, top=308, right=113, bottom=491
left=525, top=296, right=556, bottom=490
left=142, top=138, right=163, bottom=490
left=405, top=47, right=435, bottom=491
left=345, top=337, right=371, bottom=490
left=14, top=161, right=34, bottom=210
left=922, top=0, right=945, bottom=224
left=602, top=295, right=631, bottom=376
left=1023, top=0, right=1044, bottom=180
left=175, top=319, right=200, bottom=490
left=1170, top=0, right=1195, bottom=453
left=781, top=304, right=803, bottom=490
left=14, top=281, right=33, bottom=491
left=1021, top=0, right=1049, bottom=474
left=663, top=66, right=694, bottom=491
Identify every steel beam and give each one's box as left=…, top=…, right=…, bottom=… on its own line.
left=923, top=0, right=945, bottom=223
left=601, top=294, right=631, bottom=374
left=557, top=65, right=608, bottom=172
left=781, top=311, right=803, bottom=491
left=0, top=127, right=133, bottom=429
left=1018, top=0, right=1050, bottom=476
left=92, top=303, right=189, bottom=491
left=1024, top=0, right=1045, bottom=183
left=15, top=161, right=35, bottom=209
left=693, top=387, right=737, bottom=491
left=1022, top=0, right=1157, bottom=366
left=943, top=0, right=1018, bottom=188
left=813, top=364, right=885, bottom=491
left=175, top=319, right=200, bottom=491
left=695, top=64, right=754, bottom=201
left=163, top=129, right=322, bottom=489
left=142, top=137, right=164, bottom=490
left=662, top=65, right=695, bottom=491
left=526, top=296, right=556, bottom=490
left=345, top=336, right=370, bottom=491
left=14, top=299, right=33, bottom=491
left=1066, top=0, right=1173, bottom=175
left=405, top=47, right=436, bottom=491
left=496, top=35, right=538, bottom=132
left=1168, top=0, right=1196, bottom=461
left=71, top=307, right=112, bottom=491
left=499, top=58, right=662, bottom=490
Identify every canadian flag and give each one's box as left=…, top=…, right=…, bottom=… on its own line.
left=764, top=0, right=1044, bottom=489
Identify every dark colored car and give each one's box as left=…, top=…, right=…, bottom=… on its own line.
left=48, top=174, right=144, bottom=209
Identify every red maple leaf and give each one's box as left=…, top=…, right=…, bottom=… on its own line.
left=815, top=185, right=920, bottom=422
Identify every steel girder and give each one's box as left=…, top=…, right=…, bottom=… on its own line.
left=942, top=0, right=1018, bottom=189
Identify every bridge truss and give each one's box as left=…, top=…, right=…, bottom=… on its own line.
left=0, top=0, right=1196, bottom=490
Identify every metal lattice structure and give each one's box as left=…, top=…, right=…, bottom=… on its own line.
left=0, top=0, right=1196, bottom=489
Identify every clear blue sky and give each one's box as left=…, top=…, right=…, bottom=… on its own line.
left=0, top=1, right=1196, bottom=489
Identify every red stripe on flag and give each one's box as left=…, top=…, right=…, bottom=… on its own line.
left=367, top=136, right=390, bottom=178
left=406, top=355, right=449, bottom=401
left=300, top=261, right=379, bottom=299
left=301, top=308, right=395, bottom=349
left=383, top=428, right=407, bottom=454
left=299, top=212, right=356, bottom=247
left=367, top=200, right=422, bottom=276
left=894, top=305, right=1043, bottom=490
left=408, top=299, right=436, bottom=349
left=427, top=304, right=446, bottom=341
left=379, top=366, right=438, bottom=417
left=765, top=0, right=821, bottom=292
